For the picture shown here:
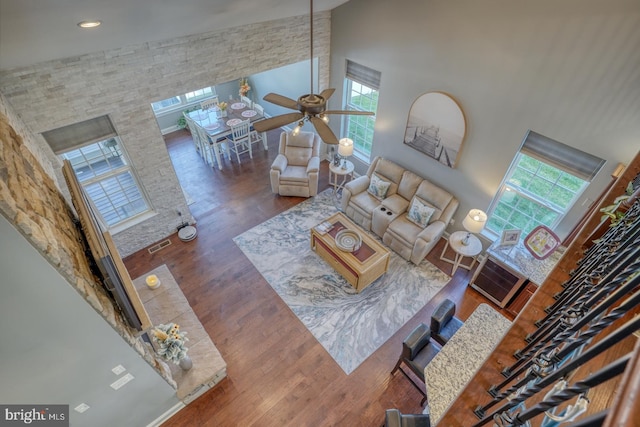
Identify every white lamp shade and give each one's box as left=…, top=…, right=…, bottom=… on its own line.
left=462, top=209, right=487, bottom=234
left=338, top=138, right=354, bottom=157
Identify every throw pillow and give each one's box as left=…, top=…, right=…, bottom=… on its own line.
left=407, top=196, right=436, bottom=228
left=368, top=173, right=391, bottom=200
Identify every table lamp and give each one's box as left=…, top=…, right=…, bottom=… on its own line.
left=461, top=209, right=487, bottom=245
left=338, top=138, right=354, bottom=169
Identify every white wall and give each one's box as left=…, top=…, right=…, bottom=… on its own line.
left=329, top=0, right=640, bottom=239
left=0, top=215, right=179, bottom=427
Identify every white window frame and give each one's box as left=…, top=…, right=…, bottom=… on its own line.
left=342, top=79, right=378, bottom=163
left=61, top=138, right=153, bottom=232
left=152, top=86, right=216, bottom=114
left=485, top=153, right=588, bottom=240
left=484, top=130, right=605, bottom=242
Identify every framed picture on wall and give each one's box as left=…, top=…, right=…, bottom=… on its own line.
left=500, top=229, right=521, bottom=246
left=403, top=91, right=467, bottom=168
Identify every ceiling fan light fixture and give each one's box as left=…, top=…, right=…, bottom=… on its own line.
left=292, top=120, right=304, bottom=136
left=320, top=114, right=329, bottom=124
left=77, top=20, right=102, bottom=29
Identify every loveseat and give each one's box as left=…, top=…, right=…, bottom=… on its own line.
left=341, top=157, right=458, bottom=264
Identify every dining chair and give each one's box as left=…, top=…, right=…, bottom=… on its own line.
left=240, top=95, right=252, bottom=108
left=195, top=123, right=228, bottom=170
left=184, top=113, right=204, bottom=158
left=200, top=96, right=219, bottom=110
left=226, top=119, right=253, bottom=163
left=253, top=103, right=264, bottom=116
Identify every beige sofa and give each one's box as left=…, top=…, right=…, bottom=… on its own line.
left=341, top=157, right=458, bottom=264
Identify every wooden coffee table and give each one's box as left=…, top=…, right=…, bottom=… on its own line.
left=310, top=212, right=390, bottom=292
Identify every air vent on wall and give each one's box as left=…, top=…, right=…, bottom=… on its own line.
left=148, top=239, right=171, bottom=254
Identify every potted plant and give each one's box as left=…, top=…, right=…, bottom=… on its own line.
left=176, top=107, right=199, bottom=130
left=151, top=323, right=191, bottom=370
left=600, top=181, right=638, bottom=227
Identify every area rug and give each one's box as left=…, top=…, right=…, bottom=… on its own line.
left=233, top=189, right=450, bottom=374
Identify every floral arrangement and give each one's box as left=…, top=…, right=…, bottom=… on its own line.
left=218, top=101, right=228, bottom=111
left=151, top=323, right=189, bottom=364
left=239, top=78, right=251, bottom=97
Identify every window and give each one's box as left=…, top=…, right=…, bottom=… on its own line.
left=42, top=115, right=152, bottom=229
left=342, top=61, right=380, bottom=162
left=151, top=86, right=216, bottom=113
left=61, top=138, right=151, bottom=228
left=486, top=131, right=605, bottom=240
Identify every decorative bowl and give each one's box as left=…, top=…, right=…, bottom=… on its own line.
left=335, top=229, right=362, bottom=252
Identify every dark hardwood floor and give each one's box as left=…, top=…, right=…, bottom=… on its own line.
left=123, top=129, right=511, bottom=427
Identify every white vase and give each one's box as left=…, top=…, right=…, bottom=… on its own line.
left=179, top=355, right=192, bottom=371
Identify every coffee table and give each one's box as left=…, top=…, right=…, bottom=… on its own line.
left=310, top=212, right=391, bottom=292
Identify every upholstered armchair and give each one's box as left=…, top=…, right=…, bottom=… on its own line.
left=270, top=131, right=320, bottom=197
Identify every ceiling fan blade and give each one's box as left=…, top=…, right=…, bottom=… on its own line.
left=324, top=110, right=375, bottom=116
left=263, top=93, right=299, bottom=110
left=252, top=112, right=304, bottom=132
left=310, top=116, right=339, bottom=145
left=319, top=88, right=335, bottom=101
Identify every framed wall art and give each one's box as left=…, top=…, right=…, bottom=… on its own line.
left=403, top=91, right=467, bottom=168
left=500, top=229, right=522, bottom=246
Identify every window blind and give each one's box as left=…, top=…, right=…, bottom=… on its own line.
left=42, top=115, right=117, bottom=154
left=520, top=130, right=606, bottom=182
left=346, top=60, right=381, bottom=90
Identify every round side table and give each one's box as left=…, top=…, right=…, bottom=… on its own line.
left=329, top=160, right=355, bottom=195
left=440, top=230, right=482, bottom=275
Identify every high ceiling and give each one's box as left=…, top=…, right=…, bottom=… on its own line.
left=0, top=0, right=349, bottom=71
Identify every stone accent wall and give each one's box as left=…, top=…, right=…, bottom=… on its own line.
left=0, top=12, right=331, bottom=256
left=0, top=94, right=176, bottom=388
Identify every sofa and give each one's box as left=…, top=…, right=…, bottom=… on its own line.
left=341, top=157, right=458, bottom=264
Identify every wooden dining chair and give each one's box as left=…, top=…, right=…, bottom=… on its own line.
left=253, top=103, right=264, bottom=116
left=200, top=96, right=219, bottom=110
left=226, top=120, right=252, bottom=163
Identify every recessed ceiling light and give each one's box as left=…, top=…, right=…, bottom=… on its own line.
left=78, top=20, right=101, bottom=29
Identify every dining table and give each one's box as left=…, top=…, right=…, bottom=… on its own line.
left=187, top=100, right=267, bottom=168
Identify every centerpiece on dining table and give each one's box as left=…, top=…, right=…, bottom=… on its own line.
left=218, top=101, right=228, bottom=117
left=239, top=77, right=251, bottom=99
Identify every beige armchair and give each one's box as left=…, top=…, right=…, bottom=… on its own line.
left=270, top=131, right=320, bottom=197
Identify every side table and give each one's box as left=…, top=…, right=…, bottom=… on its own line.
left=440, top=231, right=482, bottom=275
left=329, top=160, right=355, bottom=195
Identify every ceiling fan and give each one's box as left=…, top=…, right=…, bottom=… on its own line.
left=252, top=0, right=374, bottom=145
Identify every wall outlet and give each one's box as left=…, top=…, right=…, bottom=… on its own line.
left=111, top=364, right=126, bottom=375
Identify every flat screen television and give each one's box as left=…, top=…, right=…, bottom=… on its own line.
left=62, top=160, right=150, bottom=331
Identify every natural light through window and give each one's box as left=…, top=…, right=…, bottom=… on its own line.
left=61, top=139, right=151, bottom=227
left=343, top=80, right=378, bottom=161
left=152, top=86, right=216, bottom=113
left=486, top=154, right=587, bottom=239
